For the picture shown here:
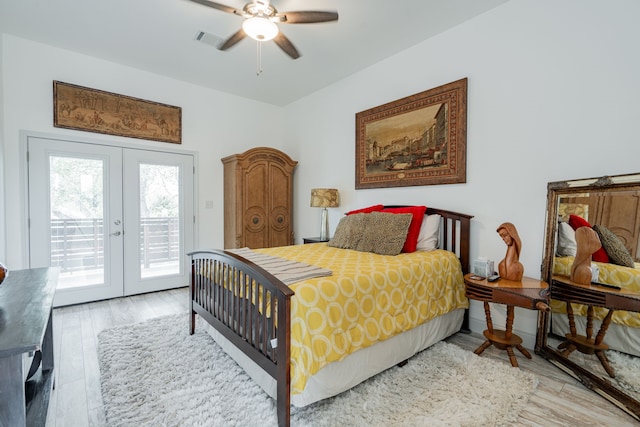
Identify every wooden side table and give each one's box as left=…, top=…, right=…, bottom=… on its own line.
left=464, top=273, right=550, bottom=367
left=303, top=237, right=330, bottom=244
left=551, top=275, right=640, bottom=378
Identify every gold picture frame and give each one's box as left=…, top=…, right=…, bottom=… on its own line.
left=53, top=81, right=182, bottom=144
left=355, top=78, right=467, bottom=189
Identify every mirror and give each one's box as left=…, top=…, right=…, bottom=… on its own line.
left=537, top=173, right=640, bottom=420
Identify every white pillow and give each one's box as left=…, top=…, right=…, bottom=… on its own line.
left=416, top=214, right=441, bottom=251
left=556, top=221, right=577, bottom=256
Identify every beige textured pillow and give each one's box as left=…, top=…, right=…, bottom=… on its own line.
left=593, top=224, right=635, bottom=268
left=328, top=213, right=368, bottom=250
left=358, top=212, right=412, bottom=255
left=328, top=212, right=412, bottom=256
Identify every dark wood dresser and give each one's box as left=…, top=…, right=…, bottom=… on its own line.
left=0, top=267, right=58, bottom=426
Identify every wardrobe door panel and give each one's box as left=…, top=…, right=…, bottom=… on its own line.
left=243, top=162, right=269, bottom=249
left=269, top=163, right=293, bottom=247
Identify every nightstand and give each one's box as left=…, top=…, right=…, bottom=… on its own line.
left=303, top=237, right=329, bottom=244
left=551, top=275, right=640, bottom=377
left=464, top=273, right=550, bottom=367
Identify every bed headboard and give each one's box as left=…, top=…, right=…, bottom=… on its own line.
left=384, top=206, right=473, bottom=275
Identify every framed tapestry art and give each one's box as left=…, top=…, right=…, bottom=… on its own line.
left=355, top=78, right=467, bottom=189
left=53, top=81, right=182, bottom=144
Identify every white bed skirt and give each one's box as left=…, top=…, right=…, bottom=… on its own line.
left=202, top=308, right=464, bottom=407
left=551, top=313, right=640, bottom=357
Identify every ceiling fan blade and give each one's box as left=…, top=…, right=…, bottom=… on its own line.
left=219, top=29, right=246, bottom=51
left=187, top=0, right=242, bottom=16
left=273, top=33, right=300, bottom=59
left=276, top=11, right=338, bottom=24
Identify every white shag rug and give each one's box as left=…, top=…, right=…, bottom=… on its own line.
left=98, top=314, right=538, bottom=427
left=607, top=350, right=640, bottom=400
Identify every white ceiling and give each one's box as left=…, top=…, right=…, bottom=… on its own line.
left=0, top=0, right=509, bottom=106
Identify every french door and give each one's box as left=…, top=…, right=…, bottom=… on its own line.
left=27, top=136, right=194, bottom=306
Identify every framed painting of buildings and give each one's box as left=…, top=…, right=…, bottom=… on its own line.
left=355, top=78, right=467, bottom=189
left=53, top=81, right=182, bottom=144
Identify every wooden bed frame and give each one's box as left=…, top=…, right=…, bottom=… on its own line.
left=188, top=207, right=472, bottom=427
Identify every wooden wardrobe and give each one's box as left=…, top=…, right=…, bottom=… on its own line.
left=222, top=147, right=298, bottom=249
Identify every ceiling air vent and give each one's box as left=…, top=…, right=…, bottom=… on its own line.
left=195, top=31, right=222, bottom=48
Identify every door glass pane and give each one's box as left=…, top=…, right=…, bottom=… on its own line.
left=139, top=163, right=180, bottom=278
left=50, top=156, right=105, bottom=288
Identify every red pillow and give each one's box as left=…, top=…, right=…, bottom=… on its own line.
left=568, top=214, right=590, bottom=230
left=381, top=206, right=427, bottom=253
left=346, top=204, right=384, bottom=215
left=568, top=214, right=610, bottom=263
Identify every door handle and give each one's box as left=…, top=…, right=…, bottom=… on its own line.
left=110, top=231, right=122, bottom=236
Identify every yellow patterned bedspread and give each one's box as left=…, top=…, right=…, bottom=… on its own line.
left=254, top=243, right=468, bottom=394
left=552, top=256, right=640, bottom=328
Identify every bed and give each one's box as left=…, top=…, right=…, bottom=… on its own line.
left=188, top=207, right=472, bottom=427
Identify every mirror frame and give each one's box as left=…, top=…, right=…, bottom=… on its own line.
left=536, top=172, right=640, bottom=421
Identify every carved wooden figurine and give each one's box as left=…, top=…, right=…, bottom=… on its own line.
left=570, top=227, right=602, bottom=285
left=497, top=222, right=524, bottom=282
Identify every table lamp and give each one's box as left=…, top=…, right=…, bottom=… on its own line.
left=310, top=188, right=339, bottom=240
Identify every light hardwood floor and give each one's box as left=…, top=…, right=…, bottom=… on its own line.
left=45, top=288, right=638, bottom=426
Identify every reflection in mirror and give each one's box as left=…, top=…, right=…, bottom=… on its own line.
left=537, top=173, right=640, bottom=421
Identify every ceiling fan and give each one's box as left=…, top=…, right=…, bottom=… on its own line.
left=189, top=0, right=338, bottom=59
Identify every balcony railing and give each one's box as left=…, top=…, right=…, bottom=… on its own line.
left=50, top=217, right=179, bottom=273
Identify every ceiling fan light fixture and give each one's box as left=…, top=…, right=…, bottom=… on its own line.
left=242, top=16, right=279, bottom=41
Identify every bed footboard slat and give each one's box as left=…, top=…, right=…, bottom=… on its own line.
left=189, top=249, right=294, bottom=427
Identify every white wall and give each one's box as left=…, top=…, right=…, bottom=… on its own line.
left=1, top=35, right=284, bottom=269
left=283, top=0, right=640, bottom=346
left=0, top=35, right=5, bottom=264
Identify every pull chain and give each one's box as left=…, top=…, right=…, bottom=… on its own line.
left=256, top=41, right=263, bottom=76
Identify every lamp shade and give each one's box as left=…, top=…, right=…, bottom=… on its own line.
left=310, top=188, right=339, bottom=208
left=242, top=16, right=279, bottom=41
